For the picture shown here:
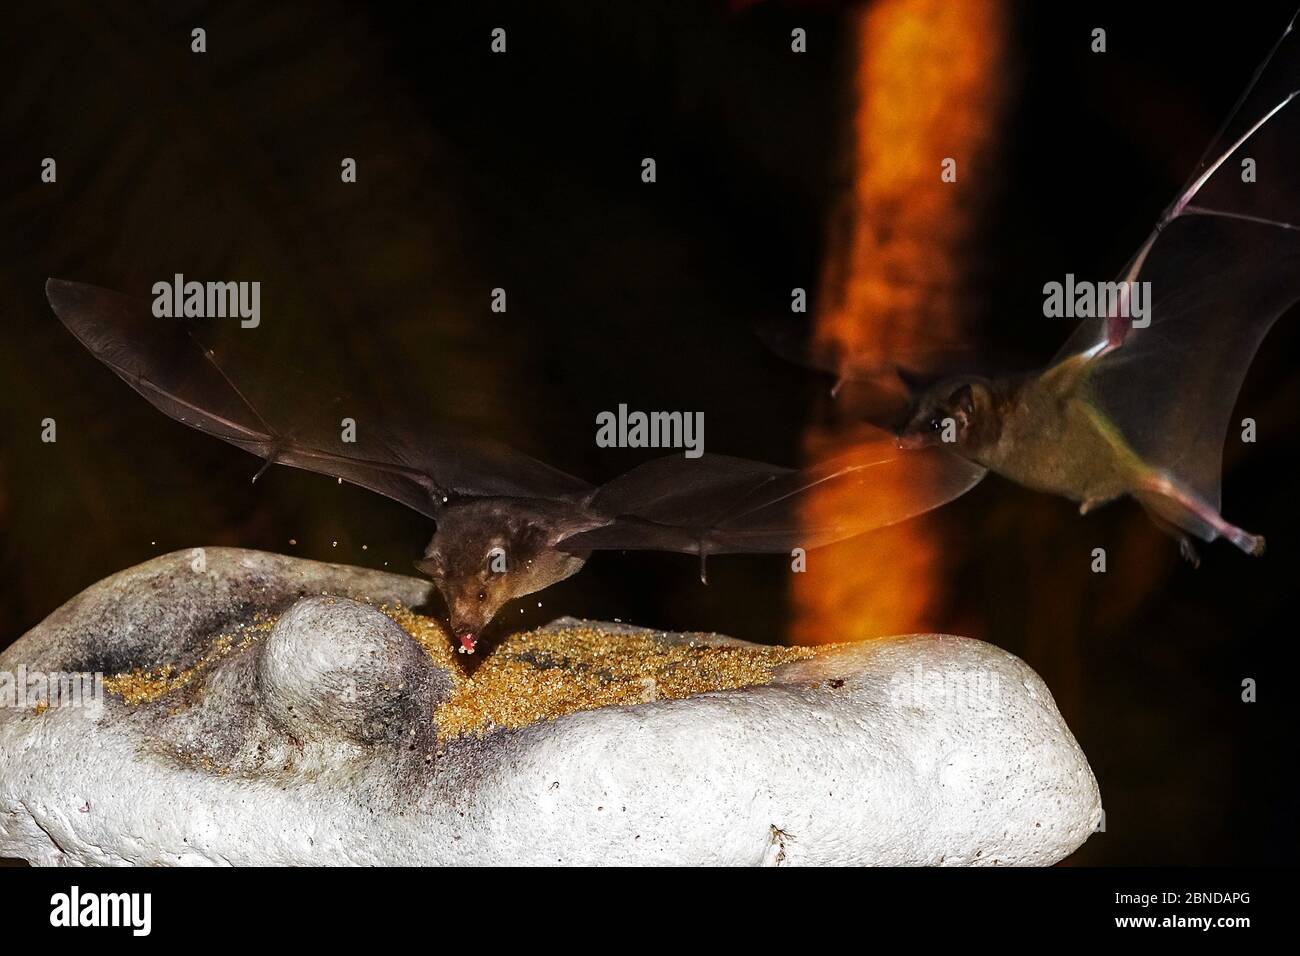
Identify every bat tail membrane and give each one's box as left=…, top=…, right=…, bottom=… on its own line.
left=46, top=278, right=278, bottom=457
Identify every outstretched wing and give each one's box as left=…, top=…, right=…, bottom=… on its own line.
left=562, top=432, right=985, bottom=556
left=1052, top=11, right=1300, bottom=510
left=757, top=315, right=1032, bottom=430
left=46, top=279, right=592, bottom=517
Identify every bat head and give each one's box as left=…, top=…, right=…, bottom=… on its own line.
left=896, top=377, right=991, bottom=453
left=413, top=498, right=588, bottom=655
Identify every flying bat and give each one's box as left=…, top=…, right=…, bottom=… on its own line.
left=788, top=14, right=1300, bottom=565
left=46, top=279, right=985, bottom=653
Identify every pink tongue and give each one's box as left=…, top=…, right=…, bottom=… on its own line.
left=458, top=633, right=476, bottom=654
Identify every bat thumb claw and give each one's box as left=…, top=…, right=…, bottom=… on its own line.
left=252, top=441, right=287, bottom=483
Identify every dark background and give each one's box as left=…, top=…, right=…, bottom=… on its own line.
left=1, top=0, right=1296, bottom=865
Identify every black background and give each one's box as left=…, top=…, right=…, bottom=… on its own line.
left=1, top=0, right=1297, bottom=866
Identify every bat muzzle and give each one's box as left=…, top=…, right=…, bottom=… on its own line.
left=895, top=432, right=934, bottom=451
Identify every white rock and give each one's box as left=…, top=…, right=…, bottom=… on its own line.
left=0, top=548, right=1100, bottom=866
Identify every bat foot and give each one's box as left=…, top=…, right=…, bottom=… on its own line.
left=1137, top=478, right=1265, bottom=560
left=1224, top=526, right=1265, bottom=557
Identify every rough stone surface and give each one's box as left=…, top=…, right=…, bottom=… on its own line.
left=0, top=548, right=1101, bottom=866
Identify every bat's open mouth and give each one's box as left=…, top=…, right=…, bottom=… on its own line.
left=457, top=632, right=477, bottom=655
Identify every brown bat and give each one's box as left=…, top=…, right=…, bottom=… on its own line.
left=888, top=13, right=1300, bottom=564
left=46, top=279, right=985, bottom=654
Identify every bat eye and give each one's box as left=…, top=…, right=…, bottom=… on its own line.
left=477, top=590, right=486, bottom=601
left=929, top=417, right=943, bottom=431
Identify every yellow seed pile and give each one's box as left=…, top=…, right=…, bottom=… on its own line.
left=386, top=606, right=814, bottom=740
left=103, top=616, right=275, bottom=705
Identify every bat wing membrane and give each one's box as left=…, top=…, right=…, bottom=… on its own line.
left=1080, top=222, right=1300, bottom=511
left=1050, top=13, right=1300, bottom=510
left=563, top=430, right=986, bottom=555
left=46, top=279, right=592, bottom=517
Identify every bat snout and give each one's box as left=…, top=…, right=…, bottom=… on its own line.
left=895, top=432, right=933, bottom=451
left=445, top=608, right=484, bottom=654
left=448, top=607, right=487, bottom=655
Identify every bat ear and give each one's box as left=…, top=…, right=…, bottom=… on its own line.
left=949, top=383, right=975, bottom=418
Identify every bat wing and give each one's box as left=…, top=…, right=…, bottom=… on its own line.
left=561, top=431, right=986, bottom=557
left=757, top=315, right=1032, bottom=429
left=1051, top=13, right=1300, bottom=512
left=46, top=279, right=592, bottom=517
left=757, top=315, right=1002, bottom=385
